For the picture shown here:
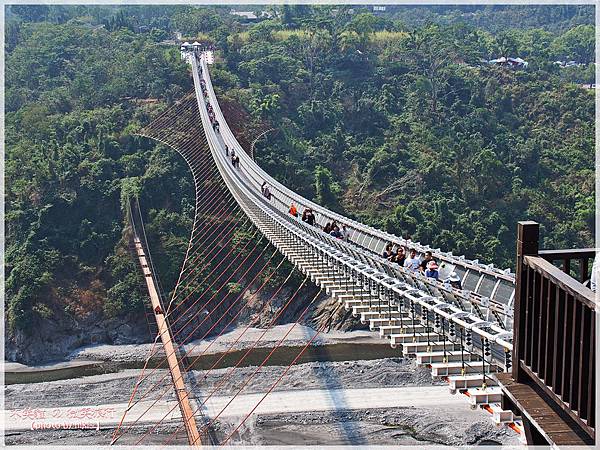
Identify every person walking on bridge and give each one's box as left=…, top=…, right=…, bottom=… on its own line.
left=340, top=225, right=348, bottom=240
left=424, top=260, right=439, bottom=280
left=306, top=209, right=316, bottom=226
left=403, top=249, right=420, bottom=273
left=383, top=243, right=394, bottom=259
left=289, top=203, right=298, bottom=218
left=302, top=208, right=315, bottom=226
left=393, top=246, right=406, bottom=266
left=419, top=251, right=435, bottom=274
left=446, top=272, right=463, bottom=290
left=330, top=225, right=343, bottom=239
left=261, top=182, right=272, bottom=200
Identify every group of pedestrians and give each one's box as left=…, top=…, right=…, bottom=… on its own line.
left=287, top=202, right=345, bottom=240
left=382, top=245, right=463, bottom=289
left=200, top=79, right=220, bottom=132
left=384, top=246, right=436, bottom=275
left=323, top=220, right=346, bottom=239
left=284, top=195, right=464, bottom=290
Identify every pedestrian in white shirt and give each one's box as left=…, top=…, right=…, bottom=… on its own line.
left=404, top=249, right=420, bottom=273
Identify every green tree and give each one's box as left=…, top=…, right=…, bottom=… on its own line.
left=314, top=165, right=341, bottom=211
left=551, top=24, right=594, bottom=62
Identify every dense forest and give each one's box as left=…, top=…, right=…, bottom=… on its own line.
left=5, top=5, right=595, bottom=360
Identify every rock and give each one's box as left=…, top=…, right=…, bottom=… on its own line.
left=5, top=311, right=149, bottom=364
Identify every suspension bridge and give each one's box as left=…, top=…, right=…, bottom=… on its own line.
left=106, top=48, right=595, bottom=447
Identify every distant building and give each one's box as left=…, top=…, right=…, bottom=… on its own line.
left=373, top=6, right=387, bottom=12
left=230, top=10, right=273, bottom=22
left=231, top=10, right=258, bottom=21
left=554, top=60, right=586, bottom=68
left=488, top=56, right=528, bottom=69
left=180, top=41, right=191, bottom=61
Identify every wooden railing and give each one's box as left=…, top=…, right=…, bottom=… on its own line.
left=514, top=221, right=596, bottom=440
left=539, top=247, right=596, bottom=285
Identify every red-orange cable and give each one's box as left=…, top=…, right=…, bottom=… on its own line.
left=171, top=206, right=246, bottom=297
left=221, top=295, right=338, bottom=445
left=117, top=232, right=267, bottom=413
left=179, top=254, right=287, bottom=374
left=135, top=269, right=304, bottom=445
left=112, top=247, right=285, bottom=444
left=183, top=286, right=326, bottom=445
left=170, top=195, right=241, bottom=283
left=160, top=273, right=311, bottom=445
left=110, top=332, right=161, bottom=443
left=169, top=225, right=260, bottom=332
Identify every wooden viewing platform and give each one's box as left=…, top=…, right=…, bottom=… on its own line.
left=495, top=221, right=596, bottom=446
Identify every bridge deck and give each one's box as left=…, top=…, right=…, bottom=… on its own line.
left=195, top=52, right=515, bottom=315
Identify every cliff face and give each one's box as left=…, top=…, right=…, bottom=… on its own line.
left=4, top=273, right=364, bottom=365
left=5, top=307, right=150, bottom=364
left=235, top=284, right=365, bottom=335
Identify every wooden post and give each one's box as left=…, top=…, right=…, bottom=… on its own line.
left=563, top=258, right=571, bottom=277
left=513, top=221, right=539, bottom=382
left=580, top=257, right=589, bottom=284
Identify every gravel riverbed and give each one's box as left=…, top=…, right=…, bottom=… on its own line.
left=4, top=356, right=520, bottom=446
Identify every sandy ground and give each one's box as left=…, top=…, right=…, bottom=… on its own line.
left=4, top=357, right=520, bottom=446
left=228, top=407, right=518, bottom=446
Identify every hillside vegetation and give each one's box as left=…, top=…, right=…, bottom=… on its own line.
left=214, top=7, right=594, bottom=269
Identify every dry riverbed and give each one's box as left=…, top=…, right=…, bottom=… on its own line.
left=4, top=325, right=520, bottom=446
left=4, top=357, right=519, bottom=446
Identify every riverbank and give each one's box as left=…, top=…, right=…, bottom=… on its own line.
left=69, top=325, right=382, bottom=362
left=6, top=325, right=399, bottom=385
left=4, top=325, right=521, bottom=446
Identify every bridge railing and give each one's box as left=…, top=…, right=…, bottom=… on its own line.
left=538, top=247, right=596, bottom=285
left=513, top=221, right=596, bottom=440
